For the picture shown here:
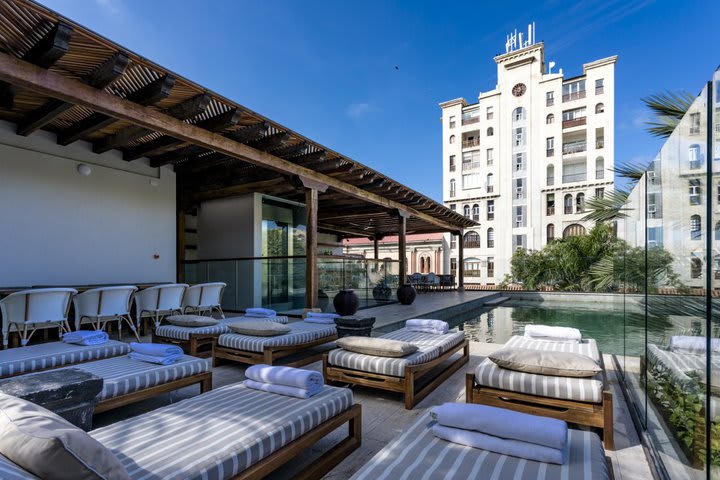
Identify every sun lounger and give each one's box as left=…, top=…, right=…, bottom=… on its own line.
left=466, top=335, right=614, bottom=449
left=0, top=382, right=361, bottom=480
left=52, top=354, right=212, bottom=413
left=324, top=327, right=469, bottom=409
left=213, top=322, right=338, bottom=367
left=153, top=316, right=288, bottom=358
left=0, top=340, right=129, bottom=379
left=349, top=412, right=612, bottom=480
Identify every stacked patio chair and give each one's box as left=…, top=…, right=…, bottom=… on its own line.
left=0, top=288, right=76, bottom=348
left=73, top=286, right=139, bottom=341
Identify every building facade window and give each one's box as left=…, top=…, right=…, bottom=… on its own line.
left=689, top=112, right=701, bottom=135
left=462, top=173, right=482, bottom=189
left=547, top=164, right=555, bottom=186
left=463, top=205, right=471, bottom=218
left=564, top=194, right=573, bottom=214
left=546, top=91, right=554, bottom=106
left=464, top=231, right=481, bottom=249
left=595, top=187, right=605, bottom=198
left=450, top=258, right=457, bottom=276
left=487, top=257, right=495, bottom=278
left=546, top=193, right=555, bottom=215
left=513, top=234, right=526, bottom=251
left=515, top=153, right=525, bottom=171
left=486, top=106, right=494, bottom=120
left=449, top=115, right=456, bottom=128
left=691, top=215, right=702, bottom=240
left=546, top=137, right=554, bottom=157
left=547, top=223, right=555, bottom=242
left=472, top=204, right=480, bottom=222
left=715, top=221, right=720, bottom=241
left=595, top=78, right=604, bottom=94
left=449, top=155, right=456, bottom=172
left=487, top=228, right=494, bottom=248
left=450, top=204, right=456, bottom=212
left=487, top=200, right=495, bottom=220
left=576, top=192, right=585, bottom=213
left=514, top=178, right=525, bottom=199
left=449, top=179, right=456, bottom=198
left=689, top=179, right=702, bottom=205
left=595, top=103, right=604, bottom=114
left=563, top=79, right=586, bottom=102
left=486, top=173, right=494, bottom=193
left=596, top=156, right=604, bottom=179
left=513, top=107, right=526, bottom=122
left=563, top=223, right=586, bottom=238
left=546, top=113, right=554, bottom=124
left=487, top=127, right=494, bottom=137
left=689, top=144, right=702, bottom=169
left=449, top=134, right=455, bottom=144
left=515, top=205, right=525, bottom=227
left=514, top=128, right=525, bottom=147
left=487, top=148, right=494, bottom=165
left=450, top=234, right=457, bottom=249
left=691, top=257, right=703, bottom=279
left=462, top=108, right=480, bottom=125
left=648, top=227, right=663, bottom=247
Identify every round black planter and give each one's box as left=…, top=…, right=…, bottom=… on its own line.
left=333, top=289, right=360, bottom=316
left=318, top=290, right=329, bottom=312
left=372, top=284, right=392, bottom=302
left=396, top=284, right=417, bottom=305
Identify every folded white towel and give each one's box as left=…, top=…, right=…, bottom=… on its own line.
left=406, top=326, right=447, bottom=335
left=245, top=364, right=324, bottom=390
left=406, top=319, right=449, bottom=334
left=670, top=336, right=720, bottom=355
left=430, top=403, right=568, bottom=451
left=432, top=424, right=568, bottom=465
left=306, top=312, right=340, bottom=319
left=128, top=352, right=183, bottom=365
left=129, top=342, right=183, bottom=357
left=245, top=308, right=277, bottom=318
left=304, top=317, right=336, bottom=324
left=524, top=325, right=582, bottom=343
left=63, top=331, right=109, bottom=345
left=244, top=379, right=322, bottom=399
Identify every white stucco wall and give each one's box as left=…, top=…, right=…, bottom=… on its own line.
left=0, top=120, right=176, bottom=287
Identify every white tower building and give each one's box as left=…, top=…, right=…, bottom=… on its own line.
left=440, top=25, right=616, bottom=284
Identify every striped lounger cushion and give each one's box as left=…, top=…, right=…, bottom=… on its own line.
left=54, top=355, right=210, bottom=401
left=217, top=322, right=336, bottom=353
left=0, top=341, right=130, bottom=379
left=156, top=316, right=290, bottom=341
left=327, top=329, right=465, bottom=377
left=475, top=335, right=604, bottom=403
left=350, top=412, right=609, bottom=480
left=0, top=454, right=38, bottom=480
left=90, top=383, right=354, bottom=479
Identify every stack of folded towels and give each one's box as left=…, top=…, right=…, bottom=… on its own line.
left=304, top=312, right=340, bottom=324
left=430, top=403, right=569, bottom=464
left=244, top=364, right=324, bottom=399
left=524, top=324, right=582, bottom=343
left=245, top=307, right=277, bottom=319
left=128, top=343, right=183, bottom=365
left=406, top=319, right=449, bottom=335
left=62, top=330, right=109, bottom=346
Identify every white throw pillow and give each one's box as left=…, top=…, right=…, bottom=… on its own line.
left=337, top=336, right=418, bottom=357
left=228, top=320, right=291, bottom=336
left=165, top=315, right=219, bottom=327
left=489, top=348, right=601, bottom=378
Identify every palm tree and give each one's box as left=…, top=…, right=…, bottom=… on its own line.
left=642, top=90, right=695, bottom=138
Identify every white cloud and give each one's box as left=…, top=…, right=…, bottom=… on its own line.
left=346, top=102, right=375, bottom=119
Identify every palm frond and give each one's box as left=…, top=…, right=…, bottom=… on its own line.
left=581, top=190, right=631, bottom=223
left=612, top=161, right=650, bottom=181
left=641, top=90, right=695, bottom=138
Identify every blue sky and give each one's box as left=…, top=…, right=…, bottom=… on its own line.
left=41, top=0, right=717, bottom=200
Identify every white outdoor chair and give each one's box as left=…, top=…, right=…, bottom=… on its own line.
left=182, top=282, right=226, bottom=318
left=134, top=284, right=188, bottom=330
left=0, top=288, right=77, bottom=348
left=73, top=286, right=139, bottom=341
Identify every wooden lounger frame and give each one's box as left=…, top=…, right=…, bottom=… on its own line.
left=466, top=354, right=614, bottom=450
left=323, top=339, right=470, bottom=409
left=152, top=328, right=218, bottom=358
left=213, top=333, right=339, bottom=368
left=234, top=403, right=362, bottom=480
left=94, top=371, right=212, bottom=414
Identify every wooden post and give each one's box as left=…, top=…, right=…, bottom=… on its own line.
left=294, top=176, right=328, bottom=309
left=457, top=230, right=465, bottom=290
left=397, top=211, right=409, bottom=285
left=373, top=236, right=379, bottom=260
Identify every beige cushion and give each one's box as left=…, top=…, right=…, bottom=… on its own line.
left=227, top=320, right=291, bottom=336
left=0, top=393, right=130, bottom=480
left=165, top=315, right=219, bottom=327
left=337, top=336, right=418, bottom=358
left=489, top=347, right=601, bottom=378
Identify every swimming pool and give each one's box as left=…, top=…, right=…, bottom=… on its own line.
left=448, top=300, right=672, bottom=356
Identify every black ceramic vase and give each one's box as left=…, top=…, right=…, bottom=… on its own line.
left=333, top=289, right=360, bottom=316
left=396, top=284, right=417, bottom=305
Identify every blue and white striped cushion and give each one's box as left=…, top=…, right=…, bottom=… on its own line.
left=508, top=335, right=601, bottom=362
left=155, top=316, right=289, bottom=341
left=381, top=328, right=465, bottom=354
left=0, top=341, right=130, bottom=378
left=54, top=355, right=210, bottom=401
left=90, top=383, right=354, bottom=479
left=217, top=323, right=336, bottom=353
left=0, top=454, right=38, bottom=480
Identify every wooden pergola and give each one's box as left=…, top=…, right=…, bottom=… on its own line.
left=0, top=0, right=476, bottom=307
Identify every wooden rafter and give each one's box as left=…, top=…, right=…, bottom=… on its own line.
left=249, top=131, right=290, bottom=151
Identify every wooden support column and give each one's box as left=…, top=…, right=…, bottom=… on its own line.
left=373, top=236, right=379, bottom=260
left=295, top=176, right=328, bottom=309
left=457, top=230, right=465, bottom=290
left=396, top=210, right=410, bottom=285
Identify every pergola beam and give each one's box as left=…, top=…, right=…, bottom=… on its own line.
left=0, top=51, right=465, bottom=233
left=57, top=74, right=175, bottom=146
left=17, top=51, right=129, bottom=136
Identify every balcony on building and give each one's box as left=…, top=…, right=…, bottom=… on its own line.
left=462, top=108, right=480, bottom=126
left=562, top=157, right=588, bottom=184
left=462, top=131, right=480, bottom=149
left=562, top=130, right=588, bottom=157
left=562, top=78, right=586, bottom=103
left=562, top=117, right=587, bottom=129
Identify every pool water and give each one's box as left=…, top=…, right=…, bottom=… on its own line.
left=449, top=301, right=671, bottom=356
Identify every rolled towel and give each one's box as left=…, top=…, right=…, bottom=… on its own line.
left=406, top=319, right=449, bottom=334
left=128, top=352, right=184, bottom=365
left=669, top=336, right=720, bottom=355
left=306, top=312, right=340, bottom=319
left=304, top=317, right=337, bottom=324
left=432, top=424, right=569, bottom=465
left=406, top=326, right=447, bottom=335
left=524, top=325, right=582, bottom=343
left=245, top=308, right=277, bottom=318
left=245, top=364, right=323, bottom=391
left=62, top=330, right=109, bottom=346
left=430, top=403, right=567, bottom=451
left=244, top=379, right=322, bottom=399
left=129, top=342, right=183, bottom=357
